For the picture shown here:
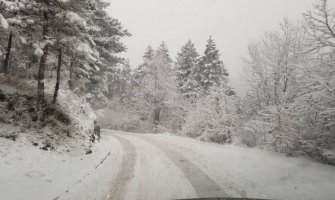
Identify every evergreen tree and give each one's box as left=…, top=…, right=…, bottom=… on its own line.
left=0, top=1, right=39, bottom=75
left=156, top=41, right=172, bottom=67
left=133, top=45, right=154, bottom=89
left=196, top=36, right=228, bottom=93
left=176, top=40, right=200, bottom=98
left=138, top=45, right=154, bottom=74
left=86, top=0, right=130, bottom=98
left=0, top=0, right=94, bottom=108
left=0, top=0, right=129, bottom=108
left=143, top=45, right=154, bottom=61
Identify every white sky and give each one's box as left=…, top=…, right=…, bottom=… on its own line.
left=106, top=0, right=327, bottom=94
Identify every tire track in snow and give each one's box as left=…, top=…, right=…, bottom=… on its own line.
left=130, top=134, right=228, bottom=198
left=108, top=135, right=136, bottom=200
left=145, top=136, right=248, bottom=198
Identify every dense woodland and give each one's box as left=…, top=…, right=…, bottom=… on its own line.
left=0, top=0, right=334, bottom=165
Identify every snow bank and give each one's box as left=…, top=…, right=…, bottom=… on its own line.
left=0, top=134, right=121, bottom=200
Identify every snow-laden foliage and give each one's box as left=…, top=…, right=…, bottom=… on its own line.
left=241, top=19, right=308, bottom=151
left=98, top=43, right=186, bottom=133
left=182, top=86, right=238, bottom=144
left=240, top=0, right=335, bottom=164
left=0, top=13, right=8, bottom=29
left=0, top=0, right=129, bottom=103
left=175, top=40, right=201, bottom=98
left=99, top=60, right=132, bottom=104
left=101, top=38, right=234, bottom=137
left=131, top=42, right=182, bottom=132
left=196, top=36, right=229, bottom=93
left=0, top=0, right=129, bottom=147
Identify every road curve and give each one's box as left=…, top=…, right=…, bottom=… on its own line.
left=141, top=136, right=227, bottom=198
left=106, top=130, right=235, bottom=200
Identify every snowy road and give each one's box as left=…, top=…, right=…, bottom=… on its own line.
left=107, top=131, right=228, bottom=200
left=1, top=130, right=335, bottom=200
left=104, top=130, right=335, bottom=200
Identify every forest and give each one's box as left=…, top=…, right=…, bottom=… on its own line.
left=0, top=0, right=334, bottom=166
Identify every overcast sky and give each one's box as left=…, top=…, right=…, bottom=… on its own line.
left=106, top=0, right=326, bottom=94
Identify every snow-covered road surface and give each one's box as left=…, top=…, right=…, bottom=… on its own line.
left=1, top=129, right=335, bottom=200
left=104, top=130, right=335, bottom=200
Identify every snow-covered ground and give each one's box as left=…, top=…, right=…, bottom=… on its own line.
left=1, top=129, right=335, bottom=200
left=0, top=133, right=121, bottom=200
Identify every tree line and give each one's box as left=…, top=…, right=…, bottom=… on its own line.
left=101, top=0, right=335, bottom=165
left=241, top=0, right=335, bottom=164
left=1, top=0, right=334, bottom=164
left=103, top=37, right=236, bottom=143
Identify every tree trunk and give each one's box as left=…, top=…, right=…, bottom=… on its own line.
left=69, top=59, right=74, bottom=90
left=69, top=55, right=78, bottom=91
left=153, top=107, right=160, bottom=133
left=52, top=48, right=62, bottom=104
left=37, top=44, right=49, bottom=111
left=2, top=31, right=13, bottom=74
left=37, top=7, right=49, bottom=111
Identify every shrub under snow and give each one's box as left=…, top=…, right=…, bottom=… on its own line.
left=182, top=87, right=238, bottom=144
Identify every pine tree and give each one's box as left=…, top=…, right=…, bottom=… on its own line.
left=156, top=41, right=172, bottom=68
left=138, top=45, right=154, bottom=75
left=176, top=40, right=200, bottom=98
left=143, top=45, right=154, bottom=61
left=85, top=0, right=130, bottom=98
left=133, top=45, right=155, bottom=89
left=0, top=1, right=31, bottom=75
left=196, top=36, right=229, bottom=93
left=0, top=0, right=129, bottom=107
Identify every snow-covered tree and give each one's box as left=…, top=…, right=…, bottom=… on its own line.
left=303, top=0, right=335, bottom=52
left=242, top=19, right=309, bottom=152
left=303, top=0, right=335, bottom=128
left=241, top=10, right=335, bottom=164
left=196, top=36, right=229, bottom=93
left=0, top=11, right=11, bottom=74
left=0, top=2, right=128, bottom=137
left=176, top=40, right=200, bottom=98
left=296, top=0, right=335, bottom=163
left=179, top=38, right=236, bottom=142
left=0, top=0, right=90, bottom=108
left=133, top=45, right=154, bottom=85
left=0, top=0, right=129, bottom=108
left=143, top=45, right=155, bottom=61
left=182, top=85, right=239, bottom=143
left=104, top=59, right=132, bottom=101
left=131, top=44, right=181, bottom=132
left=84, top=0, right=130, bottom=101
left=156, top=41, right=172, bottom=66
left=0, top=0, right=39, bottom=75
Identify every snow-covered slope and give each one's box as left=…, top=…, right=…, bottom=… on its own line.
left=0, top=79, right=97, bottom=152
